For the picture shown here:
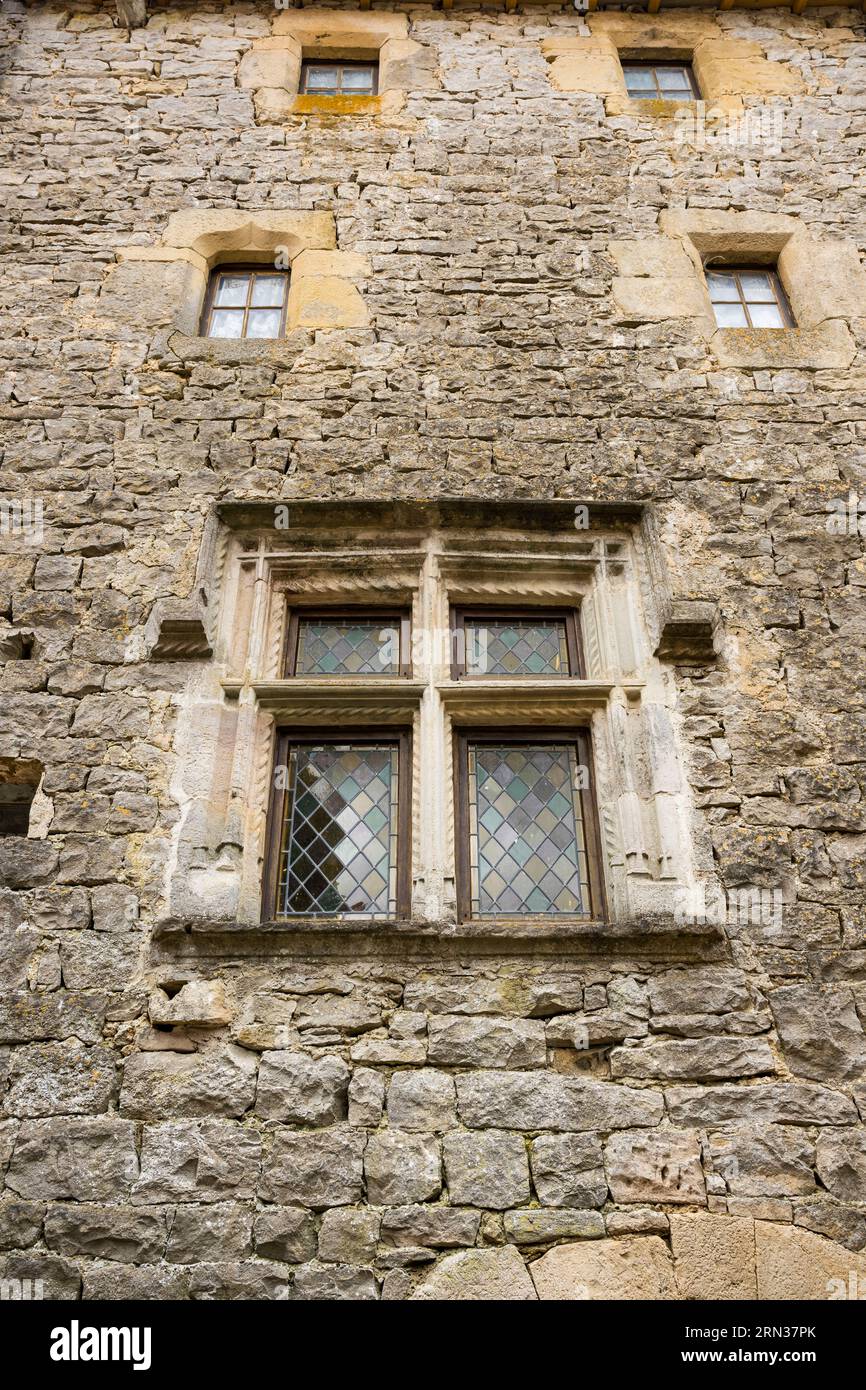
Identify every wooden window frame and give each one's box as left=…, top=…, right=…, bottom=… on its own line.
left=262, top=726, right=412, bottom=923
left=622, top=60, right=700, bottom=100
left=284, top=607, right=413, bottom=679
left=705, top=265, right=796, bottom=329
left=199, top=264, right=290, bottom=341
left=299, top=59, right=380, bottom=96
left=453, top=727, right=607, bottom=925
left=450, top=606, right=584, bottom=681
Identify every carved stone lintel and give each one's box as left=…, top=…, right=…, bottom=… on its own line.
left=116, top=0, right=148, bottom=27
left=655, top=600, right=719, bottom=663
left=148, top=600, right=212, bottom=661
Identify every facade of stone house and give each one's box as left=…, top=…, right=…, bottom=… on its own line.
left=1, top=0, right=866, bottom=1302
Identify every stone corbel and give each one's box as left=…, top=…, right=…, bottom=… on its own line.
left=147, top=599, right=213, bottom=662
left=654, top=599, right=719, bottom=664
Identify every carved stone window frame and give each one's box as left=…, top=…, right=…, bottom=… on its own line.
left=163, top=503, right=711, bottom=937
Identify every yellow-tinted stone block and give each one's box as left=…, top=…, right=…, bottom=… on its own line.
left=288, top=276, right=369, bottom=331
left=613, top=276, right=709, bottom=323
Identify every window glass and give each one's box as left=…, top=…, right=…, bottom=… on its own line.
left=276, top=743, right=400, bottom=917
left=707, top=268, right=791, bottom=329
left=294, top=618, right=402, bottom=676
left=463, top=617, right=570, bottom=677
left=204, top=269, right=289, bottom=340
left=467, top=741, right=591, bottom=917
left=300, top=61, right=378, bottom=96
left=623, top=62, right=698, bottom=100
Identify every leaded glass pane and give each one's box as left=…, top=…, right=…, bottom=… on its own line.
left=464, top=618, right=569, bottom=677
left=295, top=619, right=400, bottom=675
left=468, top=743, right=590, bottom=916
left=277, top=744, right=399, bottom=917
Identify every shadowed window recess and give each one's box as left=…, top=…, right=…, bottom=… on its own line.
left=266, top=735, right=411, bottom=920
left=300, top=60, right=379, bottom=95
left=706, top=267, right=795, bottom=328
left=202, top=267, right=289, bottom=340
left=456, top=732, right=604, bottom=921
left=452, top=608, right=582, bottom=679
left=0, top=758, right=43, bottom=836
left=286, top=611, right=411, bottom=677
left=622, top=61, right=699, bottom=100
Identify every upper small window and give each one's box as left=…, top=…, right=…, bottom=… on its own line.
left=202, top=267, right=289, bottom=340
left=286, top=610, right=411, bottom=678
left=300, top=60, right=379, bottom=96
left=0, top=759, right=42, bottom=836
left=451, top=609, right=582, bottom=680
left=622, top=62, right=699, bottom=100
left=706, top=268, right=794, bottom=329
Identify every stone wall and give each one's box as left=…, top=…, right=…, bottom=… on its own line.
left=1, top=0, right=866, bottom=1300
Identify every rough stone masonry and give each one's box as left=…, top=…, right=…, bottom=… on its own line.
left=1, top=0, right=866, bottom=1301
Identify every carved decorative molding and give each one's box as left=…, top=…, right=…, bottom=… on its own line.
left=148, top=600, right=212, bottom=661
left=437, top=679, right=640, bottom=724
left=232, top=678, right=427, bottom=725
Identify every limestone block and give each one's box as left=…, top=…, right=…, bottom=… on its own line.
left=166, top=1203, right=253, bottom=1264
left=779, top=235, right=866, bottom=328
left=710, top=319, right=855, bottom=371
left=756, top=1222, right=866, bottom=1300
left=292, top=249, right=371, bottom=282
left=133, top=1121, right=262, bottom=1204
left=693, top=43, right=805, bottom=99
left=148, top=980, right=230, bottom=1029
left=589, top=12, right=721, bottom=50
left=272, top=8, right=408, bottom=50
left=387, top=1069, right=456, bottom=1132
left=237, top=38, right=300, bottom=93
left=364, top=1131, right=441, bottom=1205
left=5, top=1042, right=117, bottom=1117
left=605, top=1130, right=707, bottom=1205
left=613, top=275, right=709, bottom=324
left=45, top=1204, right=168, bottom=1263
left=544, top=40, right=624, bottom=98
left=260, top=1127, right=365, bottom=1208
left=287, top=275, right=369, bottom=330
left=160, top=209, right=335, bottom=263
left=608, top=238, right=696, bottom=281
left=253, top=1207, right=316, bottom=1263
left=412, top=1245, right=537, bottom=1301
left=119, top=1047, right=257, bottom=1120
left=670, top=1213, right=757, bottom=1299
left=610, top=1037, right=775, bottom=1082
left=816, top=1129, right=866, bottom=1204
left=505, top=1210, right=605, bottom=1244
left=666, top=1082, right=858, bottom=1128
left=318, top=1207, right=380, bottom=1264
left=0, top=991, right=106, bottom=1045
left=649, top=966, right=752, bottom=1016
left=6, top=1117, right=138, bottom=1202
left=255, top=1050, right=349, bottom=1125
left=379, top=1205, right=480, bottom=1250
left=531, top=1236, right=679, bottom=1300
left=443, top=1129, right=530, bottom=1209
left=348, top=1067, right=385, bottom=1127
left=708, top=1126, right=816, bottom=1197
left=769, top=984, right=866, bottom=1082
left=529, top=1133, right=607, bottom=1209
left=293, top=1262, right=378, bottom=1301
left=456, top=1071, right=664, bottom=1131
left=427, top=1015, right=546, bottom=1068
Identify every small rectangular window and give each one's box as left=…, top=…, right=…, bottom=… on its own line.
left=622, top=62, right=699, bottom=100
left=451, top=608, right=582, bottom=680
left=455, top=731, right=603, bottom=921
left=706, top=267, right=794, bottom=329
left=285, top=611, right=411, bottom=678
left=265, top=733, right=410, bottom=920
left=202, top=267, right=289, bottom=340
left=0, top=759, right=42, bottom=836
left=300, top=60, right=379, bottom=96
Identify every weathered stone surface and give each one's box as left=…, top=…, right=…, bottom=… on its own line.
left=0, top=1199, right=44, bottom=1251
left=187, top=1261, right=292, bottom=1301
left=364, top=1131, right=441, bottom=1206
left=148, top=980, right=230, bottom=1028
left=605, top=1209, right=669, bottom=1236
left=293, top=1262, right=378, bottom=1301
left=505, top=1209, right=605, bottom=1244
left=120, top=1047, right=257, bottom=1119
left=0, top=1252, right=80, bottom=1300
left=443, top=1129, right=529, bottom=1209
left=427, top=1015, right=546, bottom=1068
left=670, top=1213, right=757, bottom=1300
left=755, top=1221, right=866, bottom=1300
left=769, top=985, right=866, bottom=1081
left=648, top=967, right=754, bottom=1016
left=666, top=1082, right=858, bottom=1127
left=456, top=1072, right=663, bottom=1132
left=387, top=1069, right=456, bottom=1132
left=261, top=1128, right=365, bottom=1208
left=83, top=1263, right=191, bottom=1301
left=253, top=1207, right=316, bottom=1263
left=6, top=1118, right=138, bottom=1201
left=379, top=1205, right=481, bottom=1249
left=0, top=839, right=59, bottom=889
left=529, top=1133, right=607, bottom=1208
left=348, top=1067, right=385, bottom=1127
left=794, top=1200, right=866, bottom=1253
left=255, top=1051, right=349, bottom=1125
left=816, top=1129, right=866, bottom=1204
left=318, top=1207, right=380, bottom=1264
left=45, top=1204, right=168, bottom=1263
left=0, top=992, right=106, bottom=1045
left=605, top=1130, right=707, bottom=1205
left=708, top=1126, right=816, bottom=1197
left=133, top=1121, right=261, bottom=1204
left=5, top=1041, right=117, bottom=1116
left=531, top=1236, right=679, bottom=1300
left=167, top=1203, right=252, bottom=1264
left=412, top=1245, right=538, bottom=1301
left=610, top=1038, right=775, bottom=1082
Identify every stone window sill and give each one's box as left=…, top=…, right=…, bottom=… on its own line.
left=437, top=679, right=643, bottom=723
left=166, top=331, right=313, bottom=367
left=223, top=677, right=427, bottom=724
left=605, top=94, right=742, bottom=120
left=708, top=321, right=855, bottom=371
